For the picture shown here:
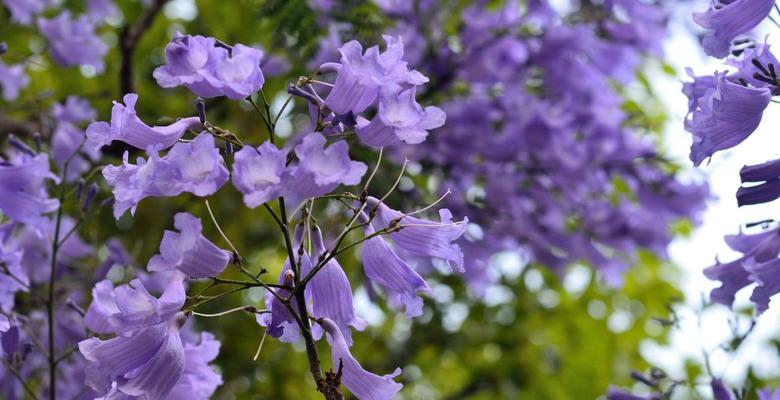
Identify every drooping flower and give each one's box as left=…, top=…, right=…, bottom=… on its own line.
left=320, top=317, right=402, bottom=400
left=726, top=40, right=780, bottom=88
left=153, top=33, right=265, bottom=100
left=693, top=0, right=775, bottom=58
left=745, top=257, right=780, bottom=314
left=741, top=158, right=780, bottom=182
left=0, top=60, right=29, bottom=101
left=84, top=276, right=186, bottom=334
left=85, top=93, right=202, bottom=151
left=0, top=153, right=59, bottom=234
left=148, top=212, right=232, bottom=279
left=79, top=314, right=186, bottom=399
left=324, top=35, right=428, bottom=114
left=231, top=141, right=287, bottom=208
left=38, top=11, right=109, bottom=72
left=684, top=72, right=771, bottom=166
left=357, top=87, right=446, bottom=146
left=366, top=196, right=467, bottom=272
left=704, top=226, right=780, bottom=307
left=737, top=179, right=780, bottom=206
left=359, top=212, right=431, bottom=317
left=308, top=226, right=366, bottom=345
left=285, top=133, right=367, bottom=203
left=102, top=133, right=228, bottom=218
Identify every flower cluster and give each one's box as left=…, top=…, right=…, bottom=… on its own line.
left=313, top=0, right=708, bottom=294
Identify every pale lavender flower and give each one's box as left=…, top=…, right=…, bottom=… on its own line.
left=52, top=121, right=100, bottom=181
left=357, top=87, right=446, bottom=146
left=79, top=315, right=186, bottom=398
left=231, top=141, right=287, bottom=208
left=86, top=93, right=201, bottom=151
left=324, top=35, right=428, bottom=114
left=148, top=212, right=231, bottom=279
left=102, top=134, right=228, bottom=219
left=0, top=223, right=26, bottom=313
left=0, top=153, right=59, bottom=234
left=87, top=0, right=120, bottom=21
left=726, top=40, right=780, bottom=88
left=2, top=0, right=48, bottom=25
left=694, top=0, right=774, bottom=58
left=320, top=317, right=402, bottom=400
left=359, top=213, right=430, bottom=317
left=286, top=133, right=367, bottom=202
left=154, top=33, right=265, bottom=99
left=367, top=196, right=467, bottom=272
left=0, top=60, right=29, bottom=101
left=38, top=11, right=109, bottom=72
left=167, top=332, right=223, bottom=399
left=309, top=226, right=366, bottom=345
left=84, top=276, right=185, bottom=334
left=684, top=72, right=770, bottom=166
left=51, top=96, right=96, bottom=124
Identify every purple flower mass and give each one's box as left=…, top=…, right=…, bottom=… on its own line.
left=38, top=11, right=108, bottom=72
left=102, top=133, right=228, bottom=218
left=154, top=33, right=265, bottom=99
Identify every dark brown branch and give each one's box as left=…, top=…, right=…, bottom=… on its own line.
left=119, top=0, right=169, bottom=94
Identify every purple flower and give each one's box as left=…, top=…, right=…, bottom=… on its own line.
left=745, top=257, right=780, bottom=314
left=759, top=388, right=780, bottom=400
left=737, top=179, right=780, bottom=206
left=320, top=317, right=402, bottom=400
left=52, top=121, right=100, bottom=181
left=367, top=196, right=467, bottom=272
left=286, top=133, right=367, bottom=202
left=357, top=87, right=446, bottom=146
left=87, top=0, right=120, bottom=20
left=167, top=332, right=223, bottom=399
left=324, top=35, right=428, bottom=114
left=741, top=158, right=780, bottom=182
left=704, top=227, right=780, bottom=307
left=231, top=141, right=287, bottom=208
left=0, top=60, right=29, bottom=101
left=79, top=315, right=186, bottom=399
left=694, top=0, right=774, bottom=58
left=102, top=133, right=228, bottom=219
left=84, top=276, right=185, bottom=334
left=148, top=212, right=231, bottom=279
left=684, top=72, right=770, bottom=166
left=153, top=33, right=265, bottom=100
left=86, top=93, right=202, bottom=151
left=52, top=96, right=96, bottom=124
left=0, top=153, right=59, bottom=234
left=2, top=0, right=48, bottom=25
left=38, top=11, right=109, bottom=72
left=726, top=40, right=780, bottom=88
left=0, top=223, right=26, bottom=313
left=359, top=212, right=431, bottom=317
left=711, top=379, right=734, bottom=400
left=259, top=263, right=309, bottom=343
left=682, top=68, right=717, bottom=115
left=308, top=226, right=366, bottom=345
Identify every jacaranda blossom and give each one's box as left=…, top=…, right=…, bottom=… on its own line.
left=320, top=317, right=402, bottom=400
left=148, top=212, right=231, bottom=279
left=79, top=314, right=186, bottom=398
left=167, top=331, right=223, bottom=399
left=693, top=0, right=775, bottom=58
left=309, top=226, right=366, bottom=346
left=0, top=60, right=29, bottom=101
left=357, top=87, right=446, bottom=146
left=231, top=141, right=287, bottom=208
left=102, top=133, right=228, bottom=219
left=285, top=133, right=367, bottom=203
left=2, top=0, right=49, bottom=25
left=0, top=153, right=59, bottom=234
left=745, top=257, right=780, bottom=314
left=704, top=226, right=780, bottom=307
left=367, top=196, right=467, bottom=272
left=684, top=72, right=771, bottom=166
left=38, top=11, right=108, bottom=72
left=84, top=276, right=185, bottom=334
left=360, top=214, right=431, bottom=317
left=86, top=93, right=202, bottom=151
left=153, top=33, right=265, bottom=100
left=0, top=222, right=26, bottom=313
left=324, top=35, right=428, bottom=114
